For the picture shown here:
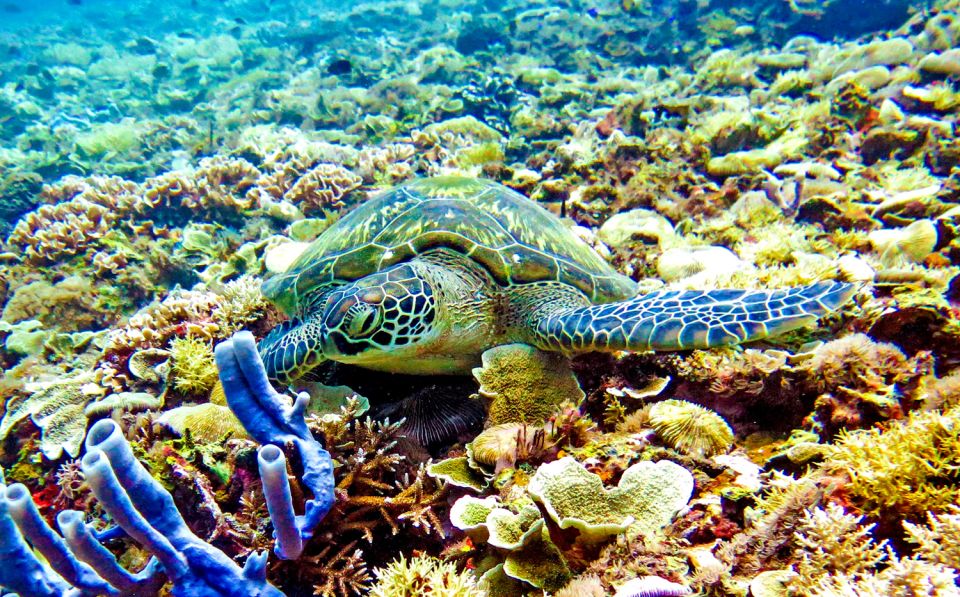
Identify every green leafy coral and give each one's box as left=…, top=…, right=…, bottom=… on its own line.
left=527, top=456, right=694, bottom=541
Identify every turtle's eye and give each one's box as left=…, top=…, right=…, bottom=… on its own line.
left=345, top=304, right=381, bottom=338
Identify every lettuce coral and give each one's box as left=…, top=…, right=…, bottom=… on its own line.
left=0, top=371, right=101, bottom=459
left=527, top=457, right=694, bottom=542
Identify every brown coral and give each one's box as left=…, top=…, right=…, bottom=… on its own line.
left=283, top=163, right=362, bottom=214
left=6, top=175, right=141, bottom=264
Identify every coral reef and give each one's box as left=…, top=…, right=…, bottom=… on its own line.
left=4, top=0, right=960, bottom=594
left=2, top=419, right=283, bottom=596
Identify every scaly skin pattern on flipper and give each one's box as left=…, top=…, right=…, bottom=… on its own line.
left=530, top=280, right=855, bottom=352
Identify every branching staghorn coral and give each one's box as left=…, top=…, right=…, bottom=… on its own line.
left=786, top=503, right=959, bottom=596
left=369, top=554, right=480, bottom=597
left=903, top=506, right=960, bottom=569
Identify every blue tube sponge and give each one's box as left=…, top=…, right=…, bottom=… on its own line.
left=4, top=483, right=117, bottom=595
left=258, top=445, right=303, bottom=559
left=0, top=483, right=74, bottom=597
left=215, top=331, right=336, bottom=558
left=81, top=418, right=285, bottom=597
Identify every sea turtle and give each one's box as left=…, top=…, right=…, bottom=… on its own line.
left=260, top=176, right=853, bottom=383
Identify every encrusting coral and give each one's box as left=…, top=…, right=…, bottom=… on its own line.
left=473, top=344, right=585, bottom=426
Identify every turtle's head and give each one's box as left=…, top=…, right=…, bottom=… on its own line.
left=320, top=264, right=438, bottom=364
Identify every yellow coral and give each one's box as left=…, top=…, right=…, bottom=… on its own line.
left=169, top=336, right=219, bottom=395
left=155, top=403, right=248, bottom=442
left=473, top=344, right=584, bottom=426
left=823, top=406, right=960, bottom=520
left=648, top=399, right=734, bottom=458
left=369, top=555, right=479, bottom=597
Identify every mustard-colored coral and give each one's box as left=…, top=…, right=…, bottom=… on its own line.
left=822, top=406, right=960, bottom=520
left=156, top=403, right=249, bottom=442
left=473, top=344, right=584, bottom=426
left=169, top=336, right=219, bottom=395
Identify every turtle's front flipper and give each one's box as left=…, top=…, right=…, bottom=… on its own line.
left=532, top=281, right=855, bottom=353
left=258, top=316, right=327, bottom=384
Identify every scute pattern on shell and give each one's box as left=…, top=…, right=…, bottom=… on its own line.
left=262, top=176, right=636, bottom=315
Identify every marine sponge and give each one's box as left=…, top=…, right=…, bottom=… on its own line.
left=527, top=456, right=694, bottom=542
left=169, top=336, right=219, bottom=395
left=473, top=344, right=585, bottom=426
left=648, top=399, right=734, bottom=459
left=369, top=555, right=480, bottom=597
